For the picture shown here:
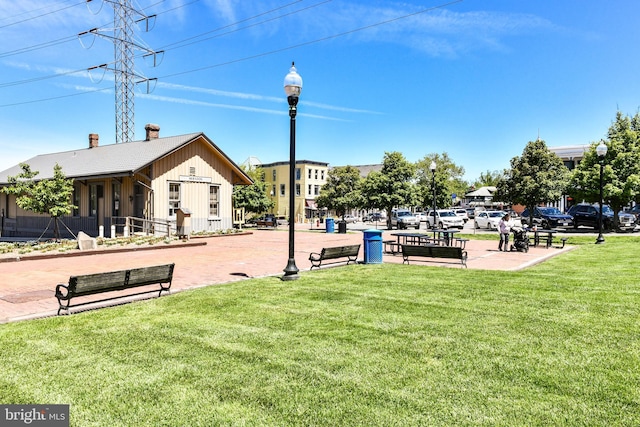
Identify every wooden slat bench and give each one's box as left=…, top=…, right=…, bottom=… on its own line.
left=401, top=244, right=467, bottom=268
left=309, top=244, right=361, bottom=269
left=55, top=263, right=175, bottom=315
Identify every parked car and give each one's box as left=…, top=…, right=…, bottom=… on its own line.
left=414, top=212, right=426, bottom=222
left=426, top=209, right=465, bottom=229
left=628, top=204, right=640, bottom=221
left=389, top=209, right=420, bottom=229
left=465, top=208, right=476, bottom=219
left=567, top=203, right=636, bottom=230
left=454, top=208, right=469, bottom=223
left=474, top=210, right=510, bottom=230
left=366, top=212, right=385, bottom=222
left=250, top=214, right=278, bottom=227
left=343, top=214, right=359, bottom=223
left=520, top=206, right=573, bottom=229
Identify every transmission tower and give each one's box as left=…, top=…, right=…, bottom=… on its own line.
left=82, top=0, right=162, bottom=143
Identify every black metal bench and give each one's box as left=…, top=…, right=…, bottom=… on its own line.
left=401, top=244, right=467, bottom=268
left=55, top=263, right=175, bottom=315
left=309, top=244, right=361, bottom=269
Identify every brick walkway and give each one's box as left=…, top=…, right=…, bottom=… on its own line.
left=0, top=227, right=571, bottom=324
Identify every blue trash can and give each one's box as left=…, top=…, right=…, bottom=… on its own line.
left=325, top=217, right=335, bottom=233
left=363, top=229, right=383, bottom=264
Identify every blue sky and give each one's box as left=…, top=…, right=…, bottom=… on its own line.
left=1, top=0, right=639, bottom=181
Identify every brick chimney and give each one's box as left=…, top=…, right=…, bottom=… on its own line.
left=89, top=133, right=99, bottom=148
left=145, top=123, right=160, bottom=140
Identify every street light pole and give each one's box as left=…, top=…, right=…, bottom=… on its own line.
left=282, top=62, right=302, bottom=280
left=596, top=141, right=608, bottom=244
left=430, top=161, right=437, bottom=230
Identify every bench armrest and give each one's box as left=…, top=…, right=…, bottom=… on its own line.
left=309, top=252, right=322, bottom=261
left=55, top=283, right=70, bottom=300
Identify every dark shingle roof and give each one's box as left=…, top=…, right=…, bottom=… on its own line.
left=0, top=132, right=251, bottom=184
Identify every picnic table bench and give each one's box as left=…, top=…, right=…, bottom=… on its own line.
left=55, top=263, right=175, bottom=315
left=309, top=244, right=361, bottom=269
left=401, top=244, right=467, bottom=268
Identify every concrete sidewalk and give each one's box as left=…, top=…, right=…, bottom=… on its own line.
left=0, top=228, right=572, bottom=324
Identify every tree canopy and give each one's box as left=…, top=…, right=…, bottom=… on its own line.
left=568, top=112, right=640, bottom=226
left=2, top=163, right=75, bottom=239
left=361, top=152, right=417, bottom=228
left=315, top=165, right=363, bottom=218
left=415, top=153, right=466, bottom=209
left=232, top=166, right=273, bottom=215
left=495, top=139, right=569, bottom=225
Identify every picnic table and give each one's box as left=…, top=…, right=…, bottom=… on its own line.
left=386, top=233, right=434, bottom=254
left=532, top=229, right=557, bottom=248
left=430, top=229, right=459, bottom=246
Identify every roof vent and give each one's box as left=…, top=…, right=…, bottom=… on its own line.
left=145, top=123, right=160, bottom=140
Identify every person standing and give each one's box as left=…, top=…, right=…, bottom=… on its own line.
left=498, top=213, right=511, bottom=252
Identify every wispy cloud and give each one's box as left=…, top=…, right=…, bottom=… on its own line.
left=139, top=92, right=350, bottom=121
left=158, top=81, right=379, bottom=115
left=63, top=83, right=349, bottom=121
left=202, top=1, right=558, bottom=58
left=158, top=81, right=283, bottom=103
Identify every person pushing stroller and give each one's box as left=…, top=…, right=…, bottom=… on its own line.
left=498, top=213, right=512, bottom=252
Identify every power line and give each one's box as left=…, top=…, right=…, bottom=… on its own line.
left=160, top=0, right=463, bottom=80
left=0, top=0, right=85, bottom=29
left=0, top=86, right=110, bottom=108
left=158, top=0, right=305, bottom=50
left=0, top=0, right=463, bottom=109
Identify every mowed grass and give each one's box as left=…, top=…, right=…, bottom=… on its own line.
left=1, top=237, right=639, bottom=426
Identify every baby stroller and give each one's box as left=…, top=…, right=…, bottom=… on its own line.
left=510, top=226, right=529, bottom=252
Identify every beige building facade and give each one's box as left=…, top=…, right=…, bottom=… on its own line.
left=260, top=160, right=329, bottom=222
left=0, top=125, right=252, bottom=239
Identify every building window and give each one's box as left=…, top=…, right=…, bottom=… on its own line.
left=296, top=183, right=301, bottom=196
left=271, top=185, right=276, bottom=196
left=280, top=184, right=286, bottom=196
left=209, top=185, right=219, bottom=217
left=308, top=184, right=312, bottom=196
left=296, top=168, right=301, bottom=180
left=112, top=182, right=121, bottom=217
left=308, top=169, right=312, bottom=179
left=321, top=170, right=325, bottom=180
left=314, top=185, right=320, bottom=196
left=169, top=182, right=181, bottom=217
left=89, top=183, right=102, bottom=217
left=73, top=183, right=80, bottom=216
left=315, top=169, right=318, bottom=179
left=272, top=169, right=276, bottom=181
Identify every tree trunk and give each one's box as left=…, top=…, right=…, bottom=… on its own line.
left=53, top=217, right=60, bottom=241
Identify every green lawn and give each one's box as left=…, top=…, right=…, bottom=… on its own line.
left=1, top=237, right=639, bottom=426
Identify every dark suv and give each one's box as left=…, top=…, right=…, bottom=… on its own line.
left=567, top=203, right=636, bottom=230
left=520, top=206, right=573, bottom=229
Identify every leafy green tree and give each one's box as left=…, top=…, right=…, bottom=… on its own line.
left=568, top=112, right=640, bottom=228
left=315, top=166, right=363, bottom=219
left=232, top=166, right=273, bottom=216
left=415, top=153, right=467, bottom=208
left=495, top=139, right=569, bottom=226
left=361, top=152, right=417, bottom=228
left=474, top=170, right=504, bottom=188
left=2, top=163, right=75, bottom=239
